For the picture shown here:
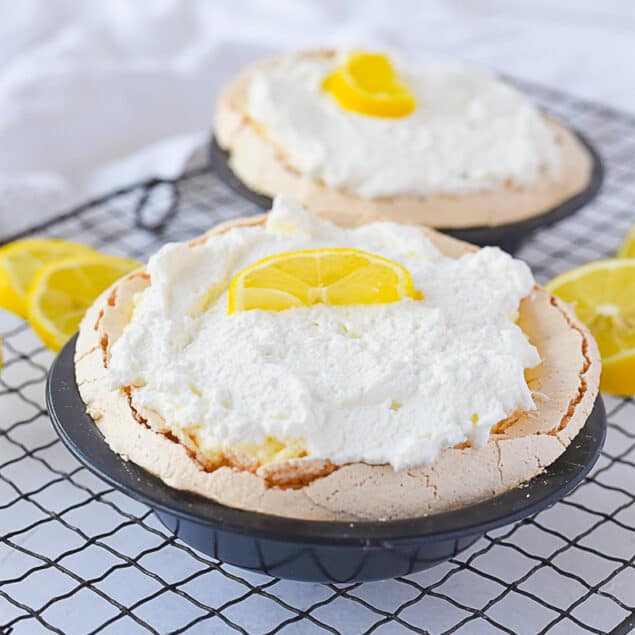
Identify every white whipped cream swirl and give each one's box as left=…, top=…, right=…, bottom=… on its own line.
left=246, top=52, right=561, bottom=198
left=109, top=196, right=540, bottom=470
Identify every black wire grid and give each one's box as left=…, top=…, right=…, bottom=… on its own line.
left=1, top=80, right=634, bottom=635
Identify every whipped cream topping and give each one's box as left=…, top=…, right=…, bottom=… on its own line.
left=246, top=53, right=562, bottom=198
left=108, top=196, right=540, bottom=470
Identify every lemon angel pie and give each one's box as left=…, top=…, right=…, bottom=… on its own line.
left=75, top=196, right=600, bottom=521
left=213, top=50, right=596, bottom=231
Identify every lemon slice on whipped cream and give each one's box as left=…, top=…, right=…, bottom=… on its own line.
left=228, top=247, right=422, bottom=313
left=322, top=52, right=416, bottom=118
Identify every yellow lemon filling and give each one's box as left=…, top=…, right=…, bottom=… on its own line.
left=322, top=52, right=416, bottom=118
left=185, top=426, right=306, bottom=468
left=232, top=436, right=307, bottom=465
left=228, top=247, right=422, bottom=313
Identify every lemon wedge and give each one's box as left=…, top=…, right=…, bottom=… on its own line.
left=546, top=259, right=635, bottom=396
left=617, top=225, right=635, bottom=258
left=322, top=52, right=416, bottom=118
left=28, top=254, right=139, bottom=351
left=232, top=436, right=307, bottom=465
left=0, top=239, right=96, bottom=318
left=228, top=248, right=421, bottom=313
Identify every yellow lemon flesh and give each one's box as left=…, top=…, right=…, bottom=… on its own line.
left=546, top=259, right=635, bottom=396
left=617, top=225, right=635, bottom=258
left=228, top=248, right=421, bottom=313
left=28, top=255, right=139, bottom=351
left=322, top=52, right=416, bottom=118
left=0, top=239, right=96, bottom=318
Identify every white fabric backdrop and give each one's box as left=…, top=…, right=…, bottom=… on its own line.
left=1, top=0, right=633, bottom=237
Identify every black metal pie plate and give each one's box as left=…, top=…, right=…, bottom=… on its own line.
left=47, top=335, right=606, bottom=582
left=209, top=131, right=603, bottom=253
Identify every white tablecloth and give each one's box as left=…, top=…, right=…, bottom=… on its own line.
left=1, top=0, right=634, bottom=237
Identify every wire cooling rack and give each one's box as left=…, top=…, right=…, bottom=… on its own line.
left=1, top=80, right=634, bottom=635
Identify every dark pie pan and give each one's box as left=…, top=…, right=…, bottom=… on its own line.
left=47, top=335, right=606, bottom=583
left=209, top=131, right=603, bottom=253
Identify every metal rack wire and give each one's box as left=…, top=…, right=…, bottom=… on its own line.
left=1, top=79, right=634, bottom=634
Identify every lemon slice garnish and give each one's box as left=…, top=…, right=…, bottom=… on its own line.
left=322, top=52, right=416, bottom=118
left=617, top=225, right=635, bottom=258
left=546, top=259, right=635, bottom=396
left=0, top=239, right=96, bottom=318
left=228, top=247, right=421, bottom=313
left=27, top=254, right=139, bottom=351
